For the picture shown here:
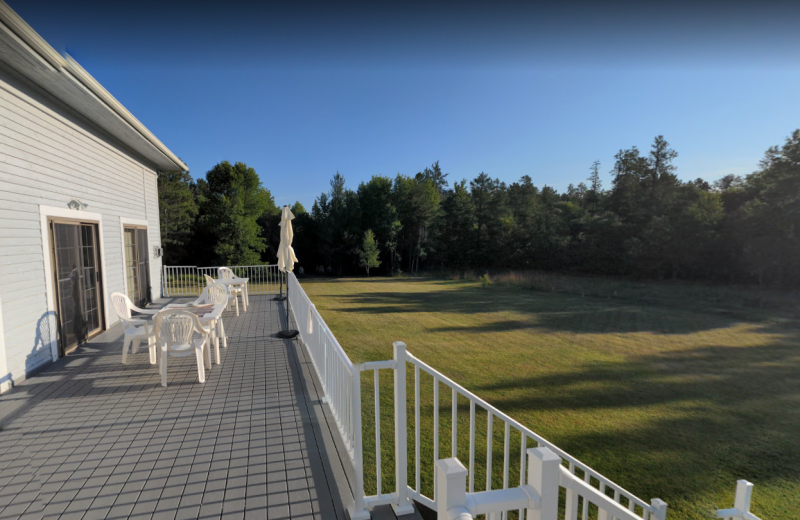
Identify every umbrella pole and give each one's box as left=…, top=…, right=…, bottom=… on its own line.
left=273, top=269, right=286, bottom=301
left=276, top=270, right=298, bottom=339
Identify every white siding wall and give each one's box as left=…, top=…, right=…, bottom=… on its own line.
left=0, top=65, right=163, bottom=387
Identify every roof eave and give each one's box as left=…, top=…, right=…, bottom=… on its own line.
left=0, top=0, right=188, bottom=172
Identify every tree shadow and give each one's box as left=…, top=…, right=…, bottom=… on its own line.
left=325, top=283, right=754, bottom=335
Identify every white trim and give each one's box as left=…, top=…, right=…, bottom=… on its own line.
left=39, top=204, right=111, bottom=361
left=119, top=217, right=150, bottom=300
left=0, top=294, right=10, bottom=393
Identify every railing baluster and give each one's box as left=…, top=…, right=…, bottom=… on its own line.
left=519, top=434, right=527, bottom=520
left=565, top=462, right=578, bottom=520
left=415, top=365, right=420, bottom=493
left=375, top=369, right=381, bottom=496
left=583, top=470, right=591, bottom=520
left=433, top=376, right=438, bottom=501
left=451, top=387, right=458, bottom=458
left=486, top=411, right=493, bottom=491
left=502, top=422, right=510, bottom=520
left=503, top=422, right=510, bottom=490
left=469, top=400, right=475, bottom=493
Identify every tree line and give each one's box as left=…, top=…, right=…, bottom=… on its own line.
left=158, top=130, right=800, bottom=288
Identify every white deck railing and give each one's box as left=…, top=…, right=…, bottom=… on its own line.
left=162, top=265, right=284, bottom=296
left=293, top=273, right=749, bottom=520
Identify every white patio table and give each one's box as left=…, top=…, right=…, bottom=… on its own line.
left=217, top=277, right=249, bottom=312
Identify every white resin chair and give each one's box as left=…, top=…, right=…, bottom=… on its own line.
left=154, top=310, right=211, bottom=387
left=219, top=267, right=246, bottom=313
left=111, top=292, right=158, bottom=364
left=206, top=272, right=239, bottom=315
left=165, top=283, right=229, bottom=364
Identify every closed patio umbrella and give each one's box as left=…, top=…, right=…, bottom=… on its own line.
left=276, top=205, right=299, bottom=338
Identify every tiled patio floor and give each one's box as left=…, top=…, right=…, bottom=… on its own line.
left=0, top=295, right=358, bottom=520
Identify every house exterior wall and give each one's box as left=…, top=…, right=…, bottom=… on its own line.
left=0, top=63, right=163, bottom=387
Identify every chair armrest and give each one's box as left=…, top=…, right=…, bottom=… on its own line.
left=130, top=305, right=158, bottom=315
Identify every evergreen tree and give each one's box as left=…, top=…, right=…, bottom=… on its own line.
left=157, top=170, right=198, bottom=265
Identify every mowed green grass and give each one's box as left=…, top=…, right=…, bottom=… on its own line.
left=299, top=276, right=799, bottom=520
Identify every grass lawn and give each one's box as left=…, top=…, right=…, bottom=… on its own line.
left=299, top=276, right=799, bottom=520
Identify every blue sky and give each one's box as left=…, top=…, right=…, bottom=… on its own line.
left=11, top=1, right=800, bottom=209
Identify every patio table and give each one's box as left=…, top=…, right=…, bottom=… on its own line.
left=217, top=277, right=249, bottom=311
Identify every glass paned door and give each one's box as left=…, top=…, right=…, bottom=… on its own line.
left=51, top=222, right=104, bottom=355
left=125, top=227, right=151, bottom=308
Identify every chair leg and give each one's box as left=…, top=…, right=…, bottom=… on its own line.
left=196, top=345, right=206, bottom=383
left=214, top=321, right=221, bottom=364
left=204, top=335, right=212, bottom=368
left=160, top=347, right=168, bottom=387
left=148, top=336, right=157, bottom=365
left=209, top=323, right=217, bottom=364
left=121, top=336, right=131, bottom=364
left=219, top=319, right=228, bottom=348
left=235, top=295, right=239, bottom=316
left=132, top=338, right=141, bottom=354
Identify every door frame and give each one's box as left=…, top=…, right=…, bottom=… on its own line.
left=119, top=217, right=152, bottom=305
left=48, top=220, right=106, bottom=355
left=39, top=205, right=110, bottom=362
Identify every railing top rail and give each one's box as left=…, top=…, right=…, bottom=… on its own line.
left=406, top=350, right=654, bottom=513
left=289, top=274, right=355, bottom=374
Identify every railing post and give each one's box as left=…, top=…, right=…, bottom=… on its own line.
left=393, top=341, right=415, bottom=515
left=526, top=447, right=561, bottom=520
left=716, top=480, right=760, bottom=520
left=651, top=498, right=668, bottom=520
left=350, top=365, right=370, bottom=520
left=734, top=480, right=753, bottom=516
left=435, top=458, right=472, bottom=520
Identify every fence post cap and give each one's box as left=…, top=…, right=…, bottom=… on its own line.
left=650, top=498, right=668, bottom=520
left=392, top=341, right=407, bottom=350
left=527, top=446, right=561, bottom=463
left=436, top=457, right=468, bottom=476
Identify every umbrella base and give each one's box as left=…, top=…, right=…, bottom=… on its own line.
left=272, top=295, right=287, bottom=301
left=276, top=329, right=299, bottom=339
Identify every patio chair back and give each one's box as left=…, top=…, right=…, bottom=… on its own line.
left=111, top=292, right=133, bottom=320
left=219, top=267, right=235, bottom=279
left=206, top=284, right=229, bottom=306
left=204, top=274, right=216, bottom=286
left=154, top=310, right=205, bottom=353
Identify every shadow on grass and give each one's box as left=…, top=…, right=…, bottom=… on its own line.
left=319, top=281, right=762, bottom=335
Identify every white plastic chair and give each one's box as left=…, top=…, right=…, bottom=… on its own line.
left=205, top=273, right=238, bottom=315
left=154, top=310, right=211, bottom=387
left=111, top=292, right=158, bottom=364
left=219, top=267, right=246, bottom=312
left=165, top=283, right=229, bottom=363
